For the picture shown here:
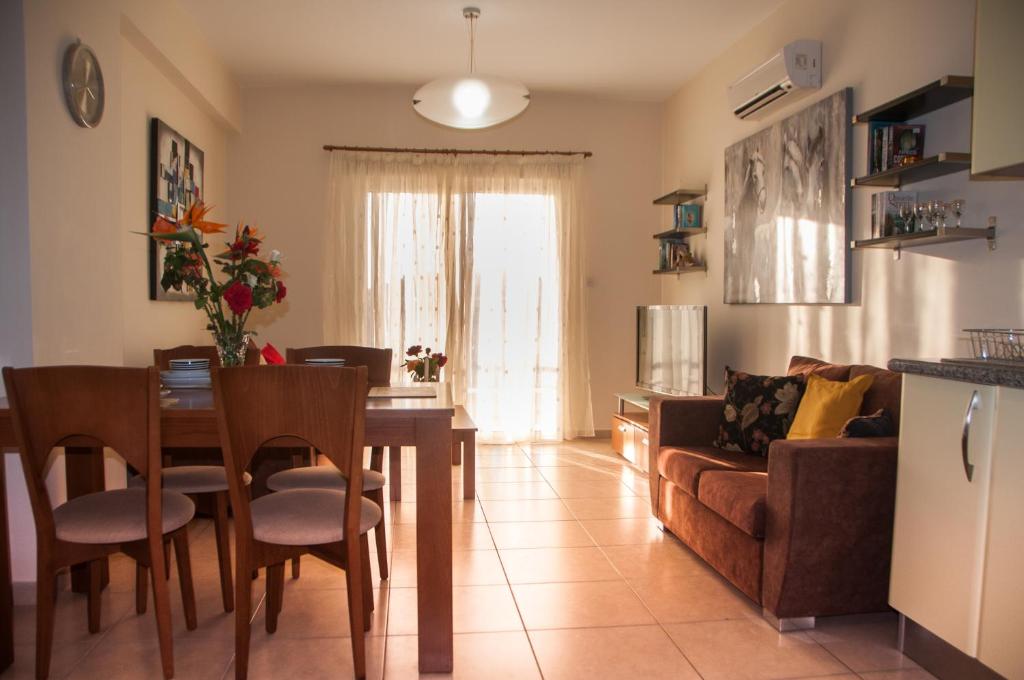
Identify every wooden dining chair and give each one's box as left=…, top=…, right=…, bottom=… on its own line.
left=274, top=346, right=393, bottom=580
left=212, top=365, right=378, bottom=680
left=1, top=366, right=197, bottom=679
left=150, top=345, right=256, bottom=614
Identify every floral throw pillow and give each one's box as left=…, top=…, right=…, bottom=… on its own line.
left=713, top=367, right=805, bottom=456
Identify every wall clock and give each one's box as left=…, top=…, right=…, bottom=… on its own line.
left=62, top=39, right=104, bottom=128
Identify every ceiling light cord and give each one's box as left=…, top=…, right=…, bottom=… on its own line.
left=464, top=6, right=479, bottom=74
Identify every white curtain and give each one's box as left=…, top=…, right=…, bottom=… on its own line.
left=324, top=151, right=594, bottom=441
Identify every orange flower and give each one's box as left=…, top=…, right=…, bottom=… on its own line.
left=152, top=216, right=177, bottom=234
left=183, top=201, right=228, bottom=234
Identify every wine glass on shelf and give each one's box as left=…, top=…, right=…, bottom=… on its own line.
left=930, top=200, right=947, bottom=231
left=915, top=202, right=929, bottom=233
left=898, top=202, right=914, bottom=235
left=950, top=198, right=965, bottom=228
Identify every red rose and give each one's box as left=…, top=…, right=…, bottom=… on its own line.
left=437, top=355, right=448, bottom=368
left=406, top=345, right=422, bottom=356
left=224, top=281, right=253, bottom=315
left=275, top=281, right=287, bottom=303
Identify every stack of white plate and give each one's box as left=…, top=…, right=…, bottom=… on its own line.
left=161, top=358, right=212, bottom=389
left=305, top=358, right=346, bottom=367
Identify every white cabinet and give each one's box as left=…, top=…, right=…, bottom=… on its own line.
left=890, top=375, right=995, bottom=655
left=891, top=374, right=1024, bottom=677
left=971, top=0, right=1024, bottom=178
left=977, top=387, right=1024, bottom=679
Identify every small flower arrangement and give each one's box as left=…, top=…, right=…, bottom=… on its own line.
left=402, top=345, right=447, bottom=382
left=145, top=202, right=287, bottom=365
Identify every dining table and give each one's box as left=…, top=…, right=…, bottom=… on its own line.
left=0, top=381, right=456, bottom=674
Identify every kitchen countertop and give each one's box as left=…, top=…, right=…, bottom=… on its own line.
left=888, top=357, right=1024, bottom=389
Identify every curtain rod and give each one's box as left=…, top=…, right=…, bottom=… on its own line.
left=323, top=144, right=592, bottom=158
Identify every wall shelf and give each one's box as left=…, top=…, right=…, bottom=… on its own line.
left=852, top=152, right=971, bottom=188
left=852, top=75, right=974, bottom=124
left=652, top=265, right=707, bottom=275
left=851, top=222, right=997, bottom=260
left=653, top=228, right=707, bottom=241
left=653, top=188, right=705, bottom=205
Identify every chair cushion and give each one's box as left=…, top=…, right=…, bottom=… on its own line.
left=53, top=488, right=195, bottom=544
left=657, top=446, right=767, bottom=497
left=713, top=367, right=806, bottom=455
left=697, top=470, right=768, bottom=538
left=266, top=465, right=386, bottom=492
left=128, top=466, right=252, bottom=494
left=250, top=489, right=382, bottom=546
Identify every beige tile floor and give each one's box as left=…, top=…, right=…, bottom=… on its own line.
left=2, top=440, right=936, bottom=680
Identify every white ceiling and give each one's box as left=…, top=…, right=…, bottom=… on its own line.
left=177, top=0, right=785, bottom=101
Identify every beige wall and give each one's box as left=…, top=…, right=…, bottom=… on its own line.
left=228, top=85, right=663, bottom=425
left=120, top=32, right=229, bottom=367
left=660, top=0, right=1024, bottom=387
left=8, top=0, right=238, bottom=586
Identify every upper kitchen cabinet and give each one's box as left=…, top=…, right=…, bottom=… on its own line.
left=971, top=0, right=1024, bottom=178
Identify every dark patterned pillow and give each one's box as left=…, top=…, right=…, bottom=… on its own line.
left=714, top=367, right=806, bottom=456
left=839, top=408, right=896, bottom=438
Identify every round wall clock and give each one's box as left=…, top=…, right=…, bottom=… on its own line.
left=62, top=40, right=104, bottom=128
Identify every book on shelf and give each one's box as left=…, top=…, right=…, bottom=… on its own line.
left=868, top=122, right=926, bottom=174
left=674, top=204, right=702, bottom=229
left=871, top=191, right=916, bottom=237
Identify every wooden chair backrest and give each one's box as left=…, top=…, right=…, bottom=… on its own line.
left=211, top=365, right=368, bottom=542
left=153, top=342, right=259, bottom=370
left=1, top=366, right=161, bottom=541
left=285, top=346, right=392, bottom=386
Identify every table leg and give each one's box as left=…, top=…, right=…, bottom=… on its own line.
left=0, top=456, right=14, bottom=672
left=415, top=415, right=453, bottom=673
left=462, top=431, right=475, bottom=501
left=389, top=446, right=402, bottom=502
left=67, top=447, right=108, bottom=593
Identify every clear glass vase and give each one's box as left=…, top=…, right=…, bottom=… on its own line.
left=212, top=330, right=250, bottom=367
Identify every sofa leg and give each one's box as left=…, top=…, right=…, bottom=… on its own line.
left=654, top=520, right=667, bottom=533
left=762, top=609, right=815, bottom=632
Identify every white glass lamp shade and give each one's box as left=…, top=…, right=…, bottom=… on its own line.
left=413, top=75, right=530, bottom=129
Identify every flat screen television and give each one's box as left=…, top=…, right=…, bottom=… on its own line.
left=636, top=305, right=707, bottom=396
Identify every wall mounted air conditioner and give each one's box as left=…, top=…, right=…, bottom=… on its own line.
left=728, top=40, right=821, bottom=120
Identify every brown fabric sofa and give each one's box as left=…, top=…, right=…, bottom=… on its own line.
left=648, top=356, right=901, bottom=626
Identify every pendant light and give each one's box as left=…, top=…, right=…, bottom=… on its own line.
left=413, top=7, right=530, bottom=129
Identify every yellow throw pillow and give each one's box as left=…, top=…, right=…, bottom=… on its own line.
left=787, top=373, right=875, bottom=440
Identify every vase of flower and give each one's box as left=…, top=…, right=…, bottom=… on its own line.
left=143, top=201, right=287, bottom=366
left=402, top=345, right=447, bottom=382
left=212, top=330, right=251, bottom=367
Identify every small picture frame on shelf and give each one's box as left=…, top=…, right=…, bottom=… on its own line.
left=674, top=204, right=702, bottom=229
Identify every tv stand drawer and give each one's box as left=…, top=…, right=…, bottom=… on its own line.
left=611, top=415, right=649, bottom=472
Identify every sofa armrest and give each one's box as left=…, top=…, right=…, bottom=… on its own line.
left=762, top=436, right=898, bottom=619
left=648, top=396, right=724, bottom=511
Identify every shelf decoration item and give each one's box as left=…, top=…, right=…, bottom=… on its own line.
left=402, top=345, right=447, bottom=382
left=724, top=88, right=850, bottom=304
left=144, top=202, right=288, bottom=366
left=872, top=191, right=917, bottom=237
left=675, top=204, right=702, bottom=229
left=869, top=123, right=925, bottom=173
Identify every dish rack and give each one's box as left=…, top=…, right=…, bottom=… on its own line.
left=965, top=329, right=1024, bottom=362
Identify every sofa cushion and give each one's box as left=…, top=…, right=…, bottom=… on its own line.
left=697, top=470, right=768, bottom=538
left=787, top=373, right=875, bottom=440
left=788, top=356, right=852, bottom=382
left=714, top=367, right=805, bottom=455
left=849, top=364, right=902, bottom=425
left=658, top=445, right=767, bottom=497
left=840, top=408, right=896, bottom=438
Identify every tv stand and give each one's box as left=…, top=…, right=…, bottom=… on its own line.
left=612, top=393, right=651, bottom=472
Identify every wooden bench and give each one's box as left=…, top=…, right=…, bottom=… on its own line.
left=388, top=405, right=477, bottom=501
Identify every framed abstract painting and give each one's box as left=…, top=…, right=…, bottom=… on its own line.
left=723, top=88, right=851, bottom=304
left=149, top=118, right=204, bottom=301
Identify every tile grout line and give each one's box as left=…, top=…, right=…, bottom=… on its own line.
left=565, top=465, right=710, bottom=680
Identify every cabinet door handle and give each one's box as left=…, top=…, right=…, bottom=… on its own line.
left=961, top=390, right=979, bottom=482
left=618, top=425, right=628, bottom=433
